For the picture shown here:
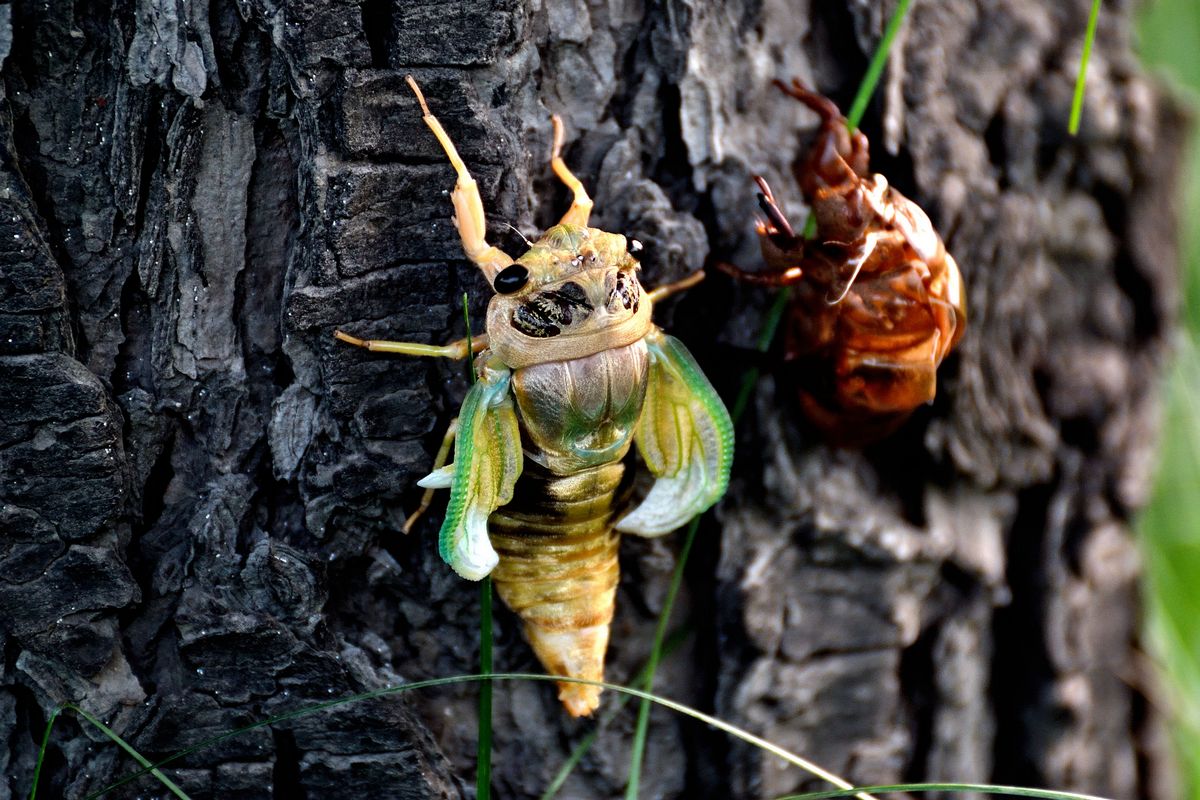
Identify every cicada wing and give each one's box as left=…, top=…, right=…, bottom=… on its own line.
left=418, top=364, right=523, bottom=580
left=616, top=329, right=734, bottom=537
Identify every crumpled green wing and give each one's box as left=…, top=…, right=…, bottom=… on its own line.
left=616, top=328, right=733, bottom=537
left=417, top=363, right=522, bottom=580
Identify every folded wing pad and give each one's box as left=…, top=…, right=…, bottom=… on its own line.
left=616, top=329, right=734, bottom=536
left=418, top=361, right=523, bottom=579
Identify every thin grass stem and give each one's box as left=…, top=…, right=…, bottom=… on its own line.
left=463, top=291, right=492, bottom=800
left=88, top=673, right=877, bottom=800
left=478, top=576, right=493, bottom=799
left=1069, top=0, right=1102, bottom=135
left=776, top=782, right=1112, bottom=800
left=844, top=0, right=915, bottom=130
left=31, top=703, right=191, bottom=800
left=540, top=628, right=690, bottom=800
left=67, top=705, right=192, bottom=800
left=27, top=705, right=62, bottom=800
left=623, top=518, right=699, bottom=798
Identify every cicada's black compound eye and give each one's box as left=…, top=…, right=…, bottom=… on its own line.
left=494, top=264, right=530, bottom=294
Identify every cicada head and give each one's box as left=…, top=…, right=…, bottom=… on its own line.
left=487, top=224, right=645, bottom=340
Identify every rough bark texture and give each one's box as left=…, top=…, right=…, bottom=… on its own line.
left=0, top=0, right=1185, bottom=798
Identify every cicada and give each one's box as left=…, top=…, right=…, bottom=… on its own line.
left=335, top=78, right=733, bottom=716
left=723, top=80, right=966, bottom=445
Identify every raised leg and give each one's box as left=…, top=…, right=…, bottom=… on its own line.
left=403, top=418, right=459, bottom=534
left=754, top=175, right=798, bottom=250
left=647, top=270, right=705, bottom=304
left=406, top=76, right=514, bottom=282
left=775, top=78, right=871, bottom=182
left=773, top=78, right=844, bottom=126
left=334, top=330, right=488, bottom=360
left=550, top=115, right=593, bottom=228
left=717, top=260, right=804, bottom=287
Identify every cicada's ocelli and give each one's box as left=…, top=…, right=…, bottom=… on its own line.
left=489, top=462, right=625, bottom=717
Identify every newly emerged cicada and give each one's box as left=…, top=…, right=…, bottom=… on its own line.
left=723, top=81, right=966, bottom=445
left=335, top=78, right=733, bottom=716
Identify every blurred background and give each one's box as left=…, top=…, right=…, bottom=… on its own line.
left=1137, top=0, right=1200, bottom=796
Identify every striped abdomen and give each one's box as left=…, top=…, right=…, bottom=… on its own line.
left=488, top=461, right=625, bottom=717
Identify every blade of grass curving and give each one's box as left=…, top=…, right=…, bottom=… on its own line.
left=624, top=1, right=915, bottom=796
left=463, top=290, right=493, bottom=800
left=478, top=576, right=493, bottom=799
left=540, top=627, right=690, bottom=800
left=623, top=517, right=700, bottom=798
left=27, top=705, right=63, bottom=800
left=775, top=782, right=1113, bottom=800
left=37, top=705, right=190, bottom=800
left=89, top=674, right=876, bottom=800
left=1069, top=0, right=1102, bottom=135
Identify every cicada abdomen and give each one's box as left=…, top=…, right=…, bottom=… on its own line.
left=724, top=80, right=966, bottom=445
left=489, top=462, right=625, bottom=716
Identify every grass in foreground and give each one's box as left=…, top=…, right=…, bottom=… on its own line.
left=33, top=674, right=1113, bottom=800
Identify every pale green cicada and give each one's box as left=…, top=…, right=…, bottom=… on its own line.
left=335, top=77, right=733, bottom=717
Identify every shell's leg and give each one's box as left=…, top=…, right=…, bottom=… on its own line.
left=550, top=115, right=593, bottom=228
left=402, top=418, right=459, bottom=534
left=333, top=331, right=488, bottom=359
left=406, top=76, right=513, bottom=282
left=647, top=270, right=705, bottom=304
left=775, top=78, right=871, bottom=177
left=717, top=260, right=804, bottom=287
left=754, top=175, right=798, bottom=244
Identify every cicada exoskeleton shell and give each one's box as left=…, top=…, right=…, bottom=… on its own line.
left=725, top=80, right=966, bottom=445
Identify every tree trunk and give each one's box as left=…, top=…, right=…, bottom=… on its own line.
left=0, top=0, right=1184, bottom=798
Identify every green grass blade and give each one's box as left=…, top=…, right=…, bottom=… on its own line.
left=844, top=0, right=915, bottom=130
left=61, top=704, right=191, bottom=800
left=27, top=705, right=63, bottom=800
left=463, top=291, right=476, bottom=377
left=478, top=576, right=494, bottom=799
left=1069, top=0, right=1102, bottom=135
left=624, top=518, right=699, bottom=798
left=1140, top=337, right=1200, bottom=795
left=90, top=674, right=875, bottom=800
left=775, top=782, right=1112, bottom=800
left=623, top=1, right=915, bottom=796
left=463, top=290, right=492, bottom=800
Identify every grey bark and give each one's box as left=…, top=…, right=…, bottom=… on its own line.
left=0, top=0, right=1184, bottom=798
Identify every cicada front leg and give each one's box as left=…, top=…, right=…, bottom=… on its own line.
left=406, top=76, right=515, bottom=283
left=646, top=270, right=706, bottom=303
left=334, top=326, right=523, bottom=577
left=549, top=114, right=593, bottom=227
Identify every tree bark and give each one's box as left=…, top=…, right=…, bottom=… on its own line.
left=0, top=0, right=1184, bottom=798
